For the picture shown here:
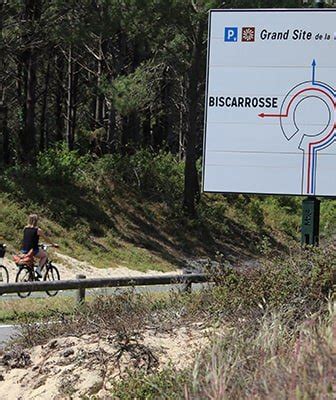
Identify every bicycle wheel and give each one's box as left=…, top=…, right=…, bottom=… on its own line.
left=0, top=265, right=9, bottom=284
left=44, top=262, right=60, bottom=297
left=15, top=266, right=33, bottom=298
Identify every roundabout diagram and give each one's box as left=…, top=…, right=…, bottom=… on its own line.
left=203, top=9, right=336, bottom=196
left=259, top=60, right=336, bottom=195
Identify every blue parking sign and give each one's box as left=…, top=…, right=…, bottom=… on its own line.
left=224, top=27, right=238, bottom=42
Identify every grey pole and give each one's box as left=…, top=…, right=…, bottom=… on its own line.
left=0, top=273, right=209, bottom=295
left=300, top=0, right=326, bottom=247
left=182, top=268, right=192, bottom=293
left=300, top=0, right=325, bottom=247
left=76, top=274, right=86, bottom=304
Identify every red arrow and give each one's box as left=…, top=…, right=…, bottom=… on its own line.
left=259, top=113, right=285, bottom=118
left=259, top=87, right=334, bottom=119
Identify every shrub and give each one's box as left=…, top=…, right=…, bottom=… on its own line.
left=321, top=200, right=336, bottom=237
left=89, top=150, right=184, bottom=204
left=109, top=368, right=188, bottom=400
left=36, top=144, right=89, bottom=183
left=205, top=246, right=335, bottom=323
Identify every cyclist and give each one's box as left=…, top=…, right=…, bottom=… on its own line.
left=21, top=214, right=57, bottom=278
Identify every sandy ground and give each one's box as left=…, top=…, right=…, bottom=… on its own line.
left=0, top=325, right=212, bottom=399
left=2, top=251, right=181, bottom=282
left=0, top=252, right=206, bottom=398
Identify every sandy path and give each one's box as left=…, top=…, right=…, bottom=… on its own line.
left=0, top=325, right=213, bottom=399
left=2, top=251, right=181, bottom=282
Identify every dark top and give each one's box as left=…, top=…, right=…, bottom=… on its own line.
left=22, top=227, right=39, bottom=252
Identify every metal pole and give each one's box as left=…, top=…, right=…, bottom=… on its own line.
left=0, top=273, right=209, bottom=295
left=76, top=274, right=86, bottom=304
left=301, top=0, right=325, bottom=247
left=301, top=197, right=320, bottom=246
left=182, top=268, right=192, bottom=293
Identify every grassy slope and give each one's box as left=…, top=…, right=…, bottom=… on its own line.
left=0, top=296, right=76, bottom=323
left=1, top=153, right=334, bottom=397
left=0, top=151, right=336, bottom=273
left=0, top=180, right=290, bottom=272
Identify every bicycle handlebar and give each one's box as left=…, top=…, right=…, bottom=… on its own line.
left=0, top=244, right=6, bottom=258
left=39, top=243, right=59, bottom=250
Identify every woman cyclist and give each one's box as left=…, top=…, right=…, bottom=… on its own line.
left=21, top=214, right=57, bottom=277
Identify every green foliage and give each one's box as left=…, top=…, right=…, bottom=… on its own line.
left=247, top=198, right=265, bottom=227
left=263, top=196, right=301, bottom=238
left=90, top=149, right=184, bottom=204
left=197, top=195, right=228, bottom=230
left=0, top=296, right=75, bottom=324
left=103, top=62, right=159, bottom=115
left=0, top=194, right=27, bottom=243
left=207, top=246, right=335, bottom=318
left=320, top=200, right=336, bottom=237
left=109, top=368, right=188, bottom=400
left=72, top=221, right=91, bottom=245
left=256, top=234, right=272, bottom=255
left=36, top=144, right=89, bottom=183
left=0, top=147, right=335, bottom=280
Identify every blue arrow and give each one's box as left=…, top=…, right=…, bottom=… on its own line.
left=311, top=59, right=316, bottom=84
left=311, top=59, right=336, bottom=97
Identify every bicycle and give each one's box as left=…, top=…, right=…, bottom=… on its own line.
left=0, top=243, right=9, bottom=285
left=15, top=244, right=60, bottom=298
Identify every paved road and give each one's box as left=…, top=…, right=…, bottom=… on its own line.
left=0, top=282, right=210, bottom=301
left=0, top=285, right=178, bottom=300
left=0, top=324, right=18, bottom=348
left=0, top=283, right=211, bottom=347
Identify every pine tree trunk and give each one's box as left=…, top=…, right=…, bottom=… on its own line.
left=178, top=77, right=185, bottom=162
left=106, top=101, right=116, bottom=152
left=142, top=108, right=151, bottom=147
left=130, top=112, right=140, bottom=146
left=183, top=22, right=204, bottom=215
left=20, top=46, right=37, bottom=163
left=95, top=35, right=104, bottom=129
left=163, top=67, right=174, bottom=152
left=39, top=54, right=51, bottom=151
left=66, top=45, right=77, bottom=150
left=0, top=0, right=9, bottom=164
left=55, top=53, right=64, bottom=142
left=18, top=0, right=42, bottom=164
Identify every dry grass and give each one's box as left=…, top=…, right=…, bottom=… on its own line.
left=189, top=303, right=334, bottom=399
left=5, top=247, right=335, bottom=399
left=12, top=290, right=151, bottom=348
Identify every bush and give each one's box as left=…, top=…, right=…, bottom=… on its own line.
left=36, top=144, right=89, bottom=183
left=205, top=246, right=335, bottom=322
left=263, top=196, right=301, bottom=238
left=109, top=368, right=188, bottom=400
left=89, top=150, right=184, bottom=204
left=321, top=200, right=336, bottom=237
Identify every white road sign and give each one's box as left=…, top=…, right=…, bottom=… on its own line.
left=203, top=9, right=336, bottom=196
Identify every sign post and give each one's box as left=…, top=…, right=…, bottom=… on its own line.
left=301, top=197, right=320, bottom=246
left=203, top=9, right=336, bottom=246
left=300, top=0, right=326, bottom=248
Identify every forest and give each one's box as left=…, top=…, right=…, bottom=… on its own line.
left=0, top=2, right=335, bottom=398
left=0, top=0, right=315, bottom=216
